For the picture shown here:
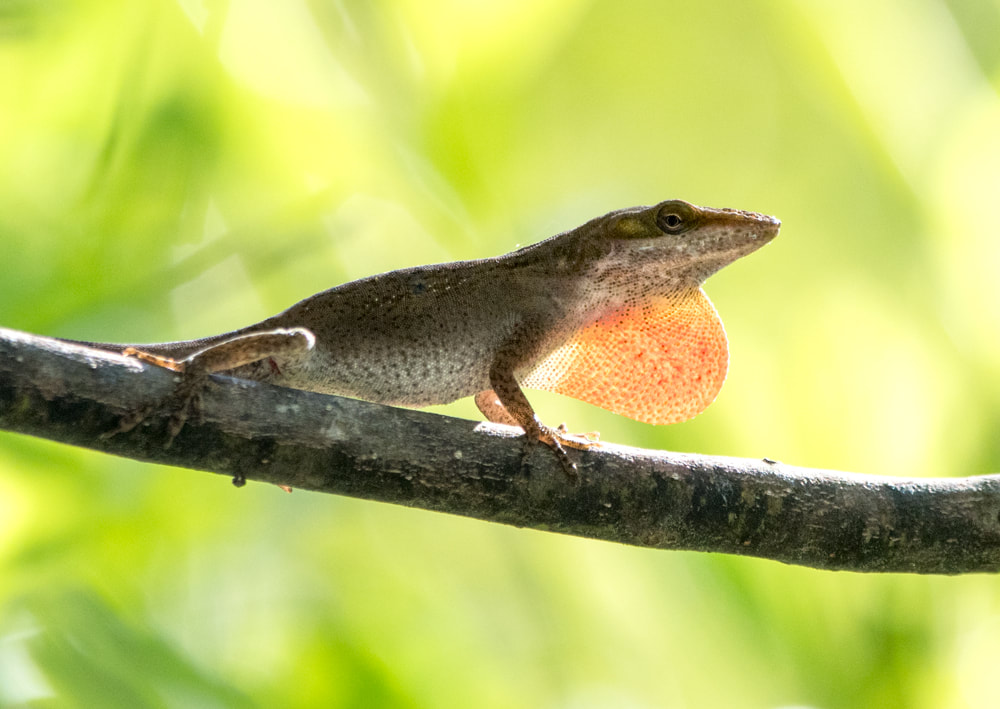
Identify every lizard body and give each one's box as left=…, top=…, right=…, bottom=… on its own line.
left=66, top=199, right=779, bottom=468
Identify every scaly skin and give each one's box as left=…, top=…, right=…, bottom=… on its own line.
left=64, top=199, right=780, bottom=474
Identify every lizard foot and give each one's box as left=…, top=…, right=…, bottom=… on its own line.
left=554, top=423, right=601, bottom=445
left=532, top=426, right=601, bottom=481
left=100, top=362, right=210, bottom=448
left=159, top=370, right=209, bottom=447
left=99, top=403, right=154, bottom=440
left=519, top=433, right=577, bottom=481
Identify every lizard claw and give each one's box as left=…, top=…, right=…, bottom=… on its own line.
left=519, top=433, right=579, bottom=481
left=540, top=427, right=592, bottom=481
left=546, top=428, right=599, bottom=452
left=98, top=404, right=153, bottom=440
left=162, top=372, right=208, bottom=448
left=100, top=368, right=210, bottom=448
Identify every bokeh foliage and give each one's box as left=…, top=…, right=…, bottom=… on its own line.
left=2, top=0, right=1000, bottom=707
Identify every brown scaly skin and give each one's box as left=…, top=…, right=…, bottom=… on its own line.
left=63, top=200, right=780, bottom=475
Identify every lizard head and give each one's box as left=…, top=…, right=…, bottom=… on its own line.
left=510, top=199, right=779, bottom=300
left=520, top=200, right=779, bottom=424
left=600, top=199, right=780, bottom=286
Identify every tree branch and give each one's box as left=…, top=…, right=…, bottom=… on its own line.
left=1, top=326, right=998, bottom=574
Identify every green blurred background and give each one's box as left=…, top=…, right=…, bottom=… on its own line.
left=2, top=0, right=1000, bottom=706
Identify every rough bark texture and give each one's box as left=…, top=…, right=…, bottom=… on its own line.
left=1, top=326, right=999, bottom=574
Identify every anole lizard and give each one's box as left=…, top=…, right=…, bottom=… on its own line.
left=65, top=199, right=779, bottom=472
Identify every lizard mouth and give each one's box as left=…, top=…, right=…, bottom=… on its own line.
left=680, top=207, right=780, bottom=282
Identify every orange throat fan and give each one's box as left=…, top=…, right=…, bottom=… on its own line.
left=522, top=287, right=729, bottom=424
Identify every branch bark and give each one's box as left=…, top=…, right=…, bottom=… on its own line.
left=1, top=326, right=998, bottom=574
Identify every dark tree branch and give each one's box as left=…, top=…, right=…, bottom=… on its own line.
left=1, top=326, right=998, bottom=574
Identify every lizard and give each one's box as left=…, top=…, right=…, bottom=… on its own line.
left=63, top=199, right=780, bottom=474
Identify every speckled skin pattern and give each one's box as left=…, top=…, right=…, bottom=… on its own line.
left=75, top=200, right=779, bottom=441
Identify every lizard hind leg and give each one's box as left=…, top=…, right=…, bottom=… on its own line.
left=114, top=328, right=316, bottom=448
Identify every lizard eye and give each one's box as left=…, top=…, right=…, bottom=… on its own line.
left=657, top=211, right=686, bottom=234
left=655, top=201, right=696, bottom=234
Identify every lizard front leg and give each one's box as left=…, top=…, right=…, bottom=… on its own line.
left=476, top=367, right=595, bottom=479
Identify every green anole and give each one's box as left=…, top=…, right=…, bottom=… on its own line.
left=67, top=199, right=779, bottom=472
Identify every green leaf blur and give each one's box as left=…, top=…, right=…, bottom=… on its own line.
left=2, top=1, right=1000, bottom=707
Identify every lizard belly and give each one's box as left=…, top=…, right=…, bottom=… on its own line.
left=258, top=337, right=495, bottom=407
